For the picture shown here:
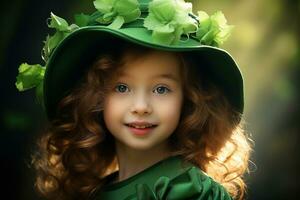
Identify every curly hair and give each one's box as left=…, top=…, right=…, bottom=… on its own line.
left=32, top=42, right=252, bottom=200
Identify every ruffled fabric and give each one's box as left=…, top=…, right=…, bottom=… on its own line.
left=135, top=167, right=232, bottom=200
left=93, top=0, right=141, bottom=29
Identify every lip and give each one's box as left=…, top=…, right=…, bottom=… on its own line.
left=125, top=123, right=158, bottom=136
left=126, top=121, right=157, bottom=127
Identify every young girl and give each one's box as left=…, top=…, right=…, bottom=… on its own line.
left=16, top=0, right=252, bottom=199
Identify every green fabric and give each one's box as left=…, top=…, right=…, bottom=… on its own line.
left=94, top=156, right=232, bottom=200
left=144, top=0, right=198, bottom=45
left=43, top=12, right=79, bottom=62
left=196, top=11, right=234, bottom=47
left=15, top=63, right=45, bottom=106
left=93, top=0, right=141, bottom=29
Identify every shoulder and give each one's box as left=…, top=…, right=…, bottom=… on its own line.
left=136, top=166, right=233, bottom=200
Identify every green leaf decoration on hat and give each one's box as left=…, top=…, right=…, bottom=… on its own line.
left=93, top=0, right=141, bottom=29
left=144, top=0, right=198, bottom=45
left=195, top=11, right=234, bottom=47
left=42, top=13, right=79, bottom=62
left=15, top=63, right=45, bottom=106
left=16, top=13, right=79, bottom=106
left=74, top=13, right=91, bottom=27
left=15, top=63, right=45, bottom=92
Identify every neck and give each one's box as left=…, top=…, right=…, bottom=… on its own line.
left=114, top=140, right=172, bottom=182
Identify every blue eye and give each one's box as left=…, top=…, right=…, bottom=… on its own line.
left=154, top=86, right=170, bottom=94
left=115, top=84, right=129, bottom=93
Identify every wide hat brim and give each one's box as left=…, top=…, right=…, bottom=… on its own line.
left=44, top=25, right=244, bottom=120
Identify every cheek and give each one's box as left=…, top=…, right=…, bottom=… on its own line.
left=103, top=96, right=125, bottom=123
left=157, top=95, right=183, bottom=123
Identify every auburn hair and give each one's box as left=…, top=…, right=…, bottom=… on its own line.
left=32, top=42, right=252, bottom=200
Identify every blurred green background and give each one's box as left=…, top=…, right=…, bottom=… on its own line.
left=0, top=0, right=299, bottom=199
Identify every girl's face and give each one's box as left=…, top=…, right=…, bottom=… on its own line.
left=103, top=50, right=184, bottom=151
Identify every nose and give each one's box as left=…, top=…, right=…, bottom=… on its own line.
left=130, top=92, right=152, bottom=115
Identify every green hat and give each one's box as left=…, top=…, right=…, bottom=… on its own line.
left=15, top=0, right=244, bottom=120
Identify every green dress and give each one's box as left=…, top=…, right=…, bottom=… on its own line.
left=93, top=155, right=233, bottom=200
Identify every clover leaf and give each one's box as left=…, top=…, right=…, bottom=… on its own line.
left=196, top=11, right=234, bottom=47
left=93, top=0, right=141, bottom=29
left=144, top=0, right=198, bottom=45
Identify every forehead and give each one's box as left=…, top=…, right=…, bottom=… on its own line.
left=116, top=50, right=182, bottom=82
left=118, top=71, right=180, bottom=82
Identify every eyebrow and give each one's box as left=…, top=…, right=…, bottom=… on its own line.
left=118, top=72, right=180, bottom=82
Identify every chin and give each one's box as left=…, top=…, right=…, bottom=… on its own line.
left=126, top=141, right=157, bottom=151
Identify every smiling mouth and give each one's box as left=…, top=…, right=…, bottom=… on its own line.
left=125, top=124, right=158, bottom=129
left=125, top=124, right=158, bottom=136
